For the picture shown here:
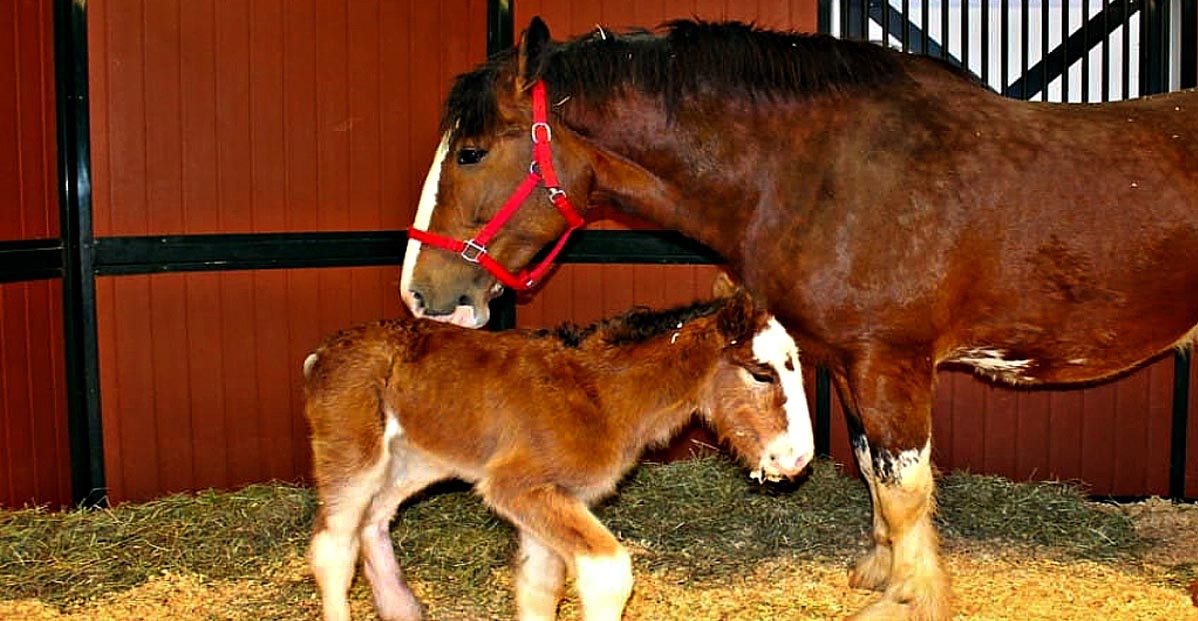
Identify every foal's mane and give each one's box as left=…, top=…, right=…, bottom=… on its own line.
left=442, top=19, right=906, bottom=138
left=534, top=298, right=730, bottom=349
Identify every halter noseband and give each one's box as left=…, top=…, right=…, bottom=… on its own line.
left=407, top=81, right=585, bottom=290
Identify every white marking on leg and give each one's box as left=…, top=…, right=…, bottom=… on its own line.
left=574, top=549, right=633, bottom=621
left=515, top=533, right=566, bottom=621
left=400, top=133, right=452, bottom=316
left=751, top=317, right=815, bottom=470
left=892, top=442, right=931, bottom=487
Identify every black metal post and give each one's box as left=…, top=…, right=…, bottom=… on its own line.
left=1184, top=0, right=1197, bottom=88
left=486, top=0, right=517, bottom=332
left=54, top=0, right=105, bottom=507
left=1170, top=349, right=1191, bottom=499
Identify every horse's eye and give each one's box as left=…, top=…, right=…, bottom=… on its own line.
left=456, top=148, right=488, bottom=165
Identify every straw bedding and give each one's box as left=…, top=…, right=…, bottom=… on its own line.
left=1, top=458, right=1194, bottom=620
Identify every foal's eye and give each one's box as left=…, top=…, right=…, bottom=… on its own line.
left=456, top=147, right=488, bottom=165
left=745, top=365, right=777, bottom=384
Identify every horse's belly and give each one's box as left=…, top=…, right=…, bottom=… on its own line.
left=943, top=321, right=1198, bottom=386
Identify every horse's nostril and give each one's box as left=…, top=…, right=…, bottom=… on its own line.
left=768, top=453, right=778, bottom=462
left=408, top=290, right=426, bottom=311
left=457, top=294, right=472, bottom=307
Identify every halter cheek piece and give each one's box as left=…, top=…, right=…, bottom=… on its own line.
left=407, top=81, right=586, bottom=290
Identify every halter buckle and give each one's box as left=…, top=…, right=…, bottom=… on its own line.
left=460, top=239, right=487, bottom=263
left=531, top=122, right=552, bottom=143
left=546, top=187, right=567, bottom=202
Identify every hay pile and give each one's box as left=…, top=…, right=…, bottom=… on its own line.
left=1, top=458, right=1194, bottom=620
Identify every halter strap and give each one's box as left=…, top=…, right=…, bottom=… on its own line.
left=407, top=81, right=585, bottom=290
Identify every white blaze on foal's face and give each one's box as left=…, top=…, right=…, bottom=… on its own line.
left=749, top=317, right=815, bottom=480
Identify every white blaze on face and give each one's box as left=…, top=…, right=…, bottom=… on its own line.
left=751, top=317, right=815, bottom=474
left=400, top=133, right=452, bottom=317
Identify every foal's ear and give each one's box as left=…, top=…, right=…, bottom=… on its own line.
left=711, top=271, right=741, bottom=298
left=716, top=290, right=757, bottom=344
left=517, top=16, right=551, bottom=92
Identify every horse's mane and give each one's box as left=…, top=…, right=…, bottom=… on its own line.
left=442, top=20, right=906, bottom=138
left=533, top=298, right=730, bottom=349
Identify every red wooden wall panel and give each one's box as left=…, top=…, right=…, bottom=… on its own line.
left=97, top=268, right=404, bottom=503
left=89, top=0, right=484, bottom=236
left=0, top=0, right=70, bottom=509
left=0, top=280, right=71, bottom=508
left=0, top=0, right=58, bottom=242
left=88, top=0, right=487, bottom=502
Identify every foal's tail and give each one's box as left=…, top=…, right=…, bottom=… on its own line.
left=302, top=325, right=404, bottom=486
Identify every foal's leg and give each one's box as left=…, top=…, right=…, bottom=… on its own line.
left=480, top=474, right=632, bottom=621
left=840, top=354, right=950, bottom=621
left=311, top=472, right=383, bottom=621
left=514, top=531, right=568, bottom=621
left=359, top=448, right=449, bottom=621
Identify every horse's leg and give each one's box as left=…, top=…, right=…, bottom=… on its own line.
left=514, top=530, right=567, bottom=621
left=842, top=397, right=893, bottom=591
left=480, top=474, right=632, bottom=621
left=310, top=473, right=379, bottom=621
left=359, top=449, right=448, bottom=621
left=840, top=353, right=951, bottom=621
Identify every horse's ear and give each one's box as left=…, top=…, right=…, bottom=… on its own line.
left=517, top=16, right=551, bottom=92
left=711, top=271, right=740, bottom=298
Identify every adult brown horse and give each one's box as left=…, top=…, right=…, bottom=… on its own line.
left=399, top=18, right=1198, bottom=621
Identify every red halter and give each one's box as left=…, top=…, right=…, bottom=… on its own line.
left=407, top=81, right=585, bottom=290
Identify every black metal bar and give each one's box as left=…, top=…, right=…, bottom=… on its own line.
left=819, top=0, right=833, bottom=35
left=1123, top=0, right=1132, bottom=98
left=1021, top=0, right=1029, bottom=100
left=920, top=0, right=929, bottom=54
left=1062, top=0, right=1071, bottom=98
left=1102, top=0, right=1111, bottom=101
left=1006, top=1, right=1137, bottom=100
left=962, top=0, right=970, bottom=70
left=902, top=0, right=911, bottom=49
left=815, top=368, right=832, bottom=457
left=1044, top=0, right=1053, bottom=100
left=860, top=0, right=870, bottom=39
left=487, top=0, right=516, bottom=331
left=0, top=239, right=63, bottom=283
left=982, top=0, right=990, bottom=84
left=1170, top=349, right=1191, bottom=499
left=1082, top=0, right=1091, bottom=101
left=487, top=0, right=513, bottom=56
left=940, top=0, right=949, bottom=60
left=92, top=230, right=727, bottom=276
left=94, top=232, right=410, bottom=275
left=54, top=0, right=105, bottom=508
left=882, top=0, right=891, bottom=45
left=1002, top=0, right=1011, bottom=94
left=1184, top=0, right=1197, bottom=88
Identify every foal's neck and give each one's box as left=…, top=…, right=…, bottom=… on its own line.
left=590, top=328, right=723, bottom=447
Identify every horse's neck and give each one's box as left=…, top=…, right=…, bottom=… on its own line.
left=577, top=105, right=770, bottom=265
